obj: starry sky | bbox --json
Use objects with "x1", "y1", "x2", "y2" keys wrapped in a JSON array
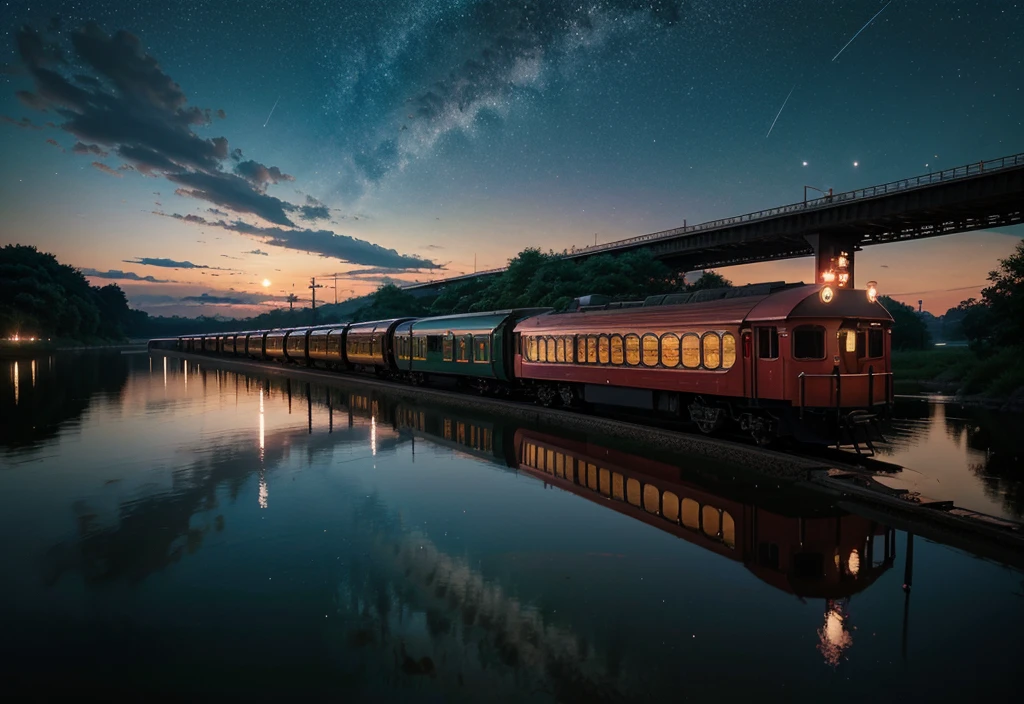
[{"x1": 1, "y1": 0, "x2": 1021, "y2": 317}]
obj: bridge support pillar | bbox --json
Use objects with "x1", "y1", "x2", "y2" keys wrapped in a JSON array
[{"x1": 805, "y1": 234, "x2": 860, "y2": 288}]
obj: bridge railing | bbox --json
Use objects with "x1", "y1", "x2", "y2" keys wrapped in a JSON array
[
  {"x1": 577, "y1": 152, "x2": 1024, "y2": 255},
  {"x1": 405, "y1": 152, "x2": 1024, "y2": 289}
]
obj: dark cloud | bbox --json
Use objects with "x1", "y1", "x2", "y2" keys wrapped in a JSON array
[
  {"x1": 207, "y1": 207, "x2": 228, "y2": 217},
  {"x1": 45, "y1": 137, "x2": 63, "y2": 151},
  {"x1": 220, "y1": 254, "x2": 243, "y2": 260},
  {"x1": 72, "y1": 141, "x2": 107, "y2": 156},
  {"x1": 234, "y1": 159, "x2": 294, "y2": 191},
  {"x1": 164, "y1": 212, "x2": 440, "y2": 270},
  {"x1": 168, "y1": 170, "x2": 295, "y2": 225},
  {"x1": 246, "y1": 249, "x2": 269, "y2": 256},
  {"x1": 11, "y1": 21, "x2": 437, "y2": 268},
  {"x1": 215, "y1": 108, "x2": 226, "y2": 119},
  {"x1": 80, "y1": 267, "x2": 171, "y2": 283},
  {"x1": 182, "y1": 292, "x2": 259, "y2": 305},
  {"x1": 423, "y1": 244, "x2": 444, "y2": 250},
  {"x1": 91, "y1": 161, "x2": 121, "y2": 177},
  {"x1": 123, "y1": 256, "x2": 229, "y2": 270},
  {"x1": 2, "y1": 115, "x2": 42, "y2": 129}
]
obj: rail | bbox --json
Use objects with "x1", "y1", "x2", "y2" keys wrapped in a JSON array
[
  {"x1": 404, "y1": 151, "x2": 1024, "y2": 289},
  {"x1": 798, "y1": 368, "x2": 893, "y2": 420}
]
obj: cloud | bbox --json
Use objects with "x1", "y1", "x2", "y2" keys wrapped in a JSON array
[
  {"x1": 182, "y1": 292, "x2": 263, "y2": 305},
  {"x1": 9, "y1": 21, "x2": 438, "y2": 268},
  {"x1": 234, "y1": 159, "x2": 294, "y2": 191},
  {"x1": 2, "y1": 115, "x2": 41, "y2": 129},
  {"x1": 91, "y1": 161, "x2": 121, "y2": 177},
  {"x1": 245, "y1": 249, "x2": 269, "y2": 256},
  {"x1": 207, "y1": 207, "x2": 228, "y2": 217},
  {"x1": 45, "y1": 137, "x2": 63, "y2": 151},
  {"x1": 80, "y1": 267, "x2": 171, "y2": 283},
  {"x1": 123, "y1": 256, "x2": 230, "y2": 270},
  {"x1": 422, "y1": 244, "x2": 444, "y2": 250},
  {"x1": 72, "y1": 141, "x2": 108, "y2": 156},
  {"x1": 164, "y1": 212, "x2": 441, "y2": 270}
]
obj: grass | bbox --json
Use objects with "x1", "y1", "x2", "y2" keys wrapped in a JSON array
[{"x1": 892, "y1": 346, "x2": 1024, "y2": 399}]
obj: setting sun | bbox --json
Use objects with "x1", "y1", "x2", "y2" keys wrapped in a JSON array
[{"x1": 262, "y1": 278, "x2": 271, "y2": 287}]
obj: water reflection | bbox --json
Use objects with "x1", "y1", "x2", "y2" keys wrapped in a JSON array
[
  {"x1": 1, "y1": 354, "x2": 1020, "y2": 698},
  {"x1": 880, "y1": 399, "x2": 1024, "y2": 518}
]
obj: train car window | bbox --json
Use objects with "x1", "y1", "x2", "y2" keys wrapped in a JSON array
[
  {"x1": 662, "y1": 491, "x2": 680, "y2": 523},
  {"x1": 587, "y1": 335, "x2": 598, "y2": 363},
  {"x1": 722, "y1": 512, "x2": 736, "y2": 549},
  {"x1": 626, "y1": 478, "x2": 641, "y2": 507},
  {"x1": 793, "y1": 326, "x2": 826, "y2": 360},
  {"x1": 702, "y1": 505, "x2": 721, "y2": 538},
  {"x1": 555, "y1": 337, "x2": 565, "y2": 363},
  {"x1": 537, "y1": 337, "x2": 547, "y2": 362},
  {"x1": 610, "y1": 335, "x2": 624, "y2": 365},
  {"x1": 641, "y1": 334, "x2": 660, "y2": 367},
  {"x1": 547, "y1": 337, "x2": 557, "y2": 362},
  {"x1": 757, "y1": 327, "x2": 779, "y2": 359},
  {"x1": 565, "y1": 458, "x2": 575, "y2": 483},
  {"x1": 526, "y1": 336, "x2": 537, "y2": 362},
  {"x1": 624, "y1": 334, "x2": 641, "y2": 366},
  {"x1": 598, "y1": 335, "x2": 611, "y2": 364},
  {"x1": 643, "y1": 484, "x2": 660, "y2": 515},
  {"x1": 660, "y1": 333, "x2": 680, "y2": 367},
  {"x1": 428, "y1": 335, "x2": 441, "y2": 353},
  {"x1": 555, "y1": 453, "x2": 565, "y2": 477},
  {"x1": 868, "y1": 328, "x2": 884, "y2": 358},
  {"x1": 474, "y1": 335, "x2": 490, "y2": 363},
  {"x1": 722, "y1": 333, "x2": 737, "y2": 369},
  {"x1": 587, "y1": 463, "x2": 599, "y2": 491},
  {"x1": 458, "y1": 335, "x2": 471, "y2": 362},
  {"x1": 702, "y1": 333, "x2": 721, "y2": 369},
  {"x1": 443, "y1": 334, "x2": 454, "y2": 362},
  {"x1": 599, "y1": 468, "x2": 611, "y2": 496},
  {"x1": 612, "y1": 473, "x2": 624, "y2": 500},
  {"x1": 681, "y1": 498, "x2": 700, "y2": 529},
  {"x1": 576, "y1": 337, "x2": 587, "y2": 364},
  {"x1": 839, "y1": 329, "x2": 857, "y2": 353},
  {"x1": 681, "y1": 334, "x2": 700, "y2": 368},
  {"x1": 564, "y1": 336, "x2": 575, "y2": 363}
]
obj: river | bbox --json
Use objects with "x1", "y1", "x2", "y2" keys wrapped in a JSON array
[{"x1": 1, "y1": 352, "x2": 1021, "y2": 700}]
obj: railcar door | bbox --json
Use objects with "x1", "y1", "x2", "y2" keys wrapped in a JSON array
[{"x1": 753, "y1": 326, "x2": 783, "y2": 401}]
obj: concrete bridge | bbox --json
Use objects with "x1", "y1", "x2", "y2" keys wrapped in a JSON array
[{"x1": 404, "y1": 152, "x2": 1024, "y2": 292}]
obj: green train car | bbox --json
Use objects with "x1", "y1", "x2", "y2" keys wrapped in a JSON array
[{"x1": 393, "y1": 309, "x2": 549, "y2": 393}]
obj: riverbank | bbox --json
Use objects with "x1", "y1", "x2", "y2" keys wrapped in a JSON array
[
  {"x1": 0, "y1": 339, "x2": 147, "y2": 359},
  {"x1": 892, "y1": 347, "x2": 1024, "y2": 412}
]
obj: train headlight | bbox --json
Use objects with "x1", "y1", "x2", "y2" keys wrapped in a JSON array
[
  {"x1": 866, "y1": 281, "x2": 878, "y2": 303},
  {"x1": 820, "y1": 285, "x2": 834, "y2": 303}
]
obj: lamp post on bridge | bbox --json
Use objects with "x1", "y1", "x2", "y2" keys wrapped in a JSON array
[{"x1": 804, "y1": 185, "x2": 832, "y2": 204}]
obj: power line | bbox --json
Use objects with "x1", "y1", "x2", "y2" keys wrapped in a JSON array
[{"x1": 886, "y1": 284, "x2": 986, "y2": 297}]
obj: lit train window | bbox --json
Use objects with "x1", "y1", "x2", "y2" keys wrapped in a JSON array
[
  {"x1": 577, "y1": 337, "x2": 587, "y2": 363},
  {"x1": 443, "y1": 335, "x2": 454, "y2": 362},
  {"x1": 564, "y1": 336, "x2": 575, "y2": 363},
  {"x1": 457, "y1": 423, "x2": 466, "y2": 445},
  {"x1": 660, "y1": 333, "x2": 680, "y2": 367},
  {"x1": 565, "y1": 459, "x2": 575, "y2": 482},
  {"x1": 599, "y1": 468, "x2": 611, "y2": 496},
  {"x1": 722, "y1": 512, "x2": 736, "y2": 549},
  {"x1": 624, "y1": 334, "x2": 641, "y2": 366},
  {"x1": 555, "y1": 453, "x2": 565, "y2": 477},
  {"x1": 547, "y1": 337, "x2": 556, "y2": 362},
  {"x1": 662, "y1": 491, "x2": 680, "y2": 523},
  {"x1": 702, "y1": 333, "x2": 721, "y2": 369},
  {"x1": 642, "y1": 334, "x2": 659, "y2": 367},
  {"x1": 682, "y1": 498, "x2": 700, "y2": 529},
  {"x1": 587, "y1": 463, "x2": 598, "y2": 491},
  {"x1": 555, "y1": 337, "x2": 565, "y2": 363},
  {"x1": 547, "y1": 449, "x2": 555, "y2": 471},
  {"x1": 610, "y1": 335, "x2": 624, "y2": 365},
  {"x1": 643, "y1": 484, "x2": 660, "y2": 514},
  {"x1": 537, "y1": 337, "x2": 546, "y2": 362},
  {"x1": 681, "y1": 334, "x2": 700, "y2": 368},
  {"x1": 526, "y1": 336, "x2": 537, "y2": 362},
  {"x1": 612, "y1": 473, "x2": 624, "y2": 500},
  {"x1": 474, "y1": 336, "x2": 490, "y2": 363},
  {"x1": 587, "y1": 336, "x2": 598, "y2": 363},
  {"x1": 598, "y1": 335, "x2": 610, "y2": 364},
  {"x1": 722, "y1": 333, "x2": 737, "y2": 369},
  {"x1": 702, "y1": 505, "x2": 721, "y2": 538},
  {"x1": 626, "y1": 478, "x2": 641, "y2": 507}
]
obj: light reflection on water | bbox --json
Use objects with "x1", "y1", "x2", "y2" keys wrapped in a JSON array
[{"x1": 0, "y1": 352, "x2": 1019, "y2": 700}]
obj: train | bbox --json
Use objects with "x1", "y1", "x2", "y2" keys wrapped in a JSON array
[{"x1": 157, "y1": 280, "x2": 893, "y2": 445}]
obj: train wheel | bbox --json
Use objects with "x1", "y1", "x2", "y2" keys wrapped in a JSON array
[
  {"x1": 689, "y1": 397, "x2": 724, "y2": 434},
  {"x1": 536, "y1": 384, "x2": 559, "y2": 407}
]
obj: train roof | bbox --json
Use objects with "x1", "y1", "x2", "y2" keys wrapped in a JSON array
[{"x1": 515, "y1": 283, "x2": 891, "y2": 332}]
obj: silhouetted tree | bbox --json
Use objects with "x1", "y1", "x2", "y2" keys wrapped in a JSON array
[{"x1": 878, "y1": 295, "x2": 930, "y2": 350}]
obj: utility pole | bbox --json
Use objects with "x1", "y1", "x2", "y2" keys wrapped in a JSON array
[
  {"x1": 309, "y1": 277, "x2": 324, "y2": 322},
  {"x1": 474, "y1": 253, "x2": 476, "y2": 273}
]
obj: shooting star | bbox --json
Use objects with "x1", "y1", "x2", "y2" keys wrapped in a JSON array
[
  {"x1": 263, "y1": 96, "x2": 280, "y2": 128},
  {"x1": 833, "y1": 1, "x2": 892, "y2": 62},
  {"x1": 766, "y1": 85, "x2": 796, "y2": 138}
]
